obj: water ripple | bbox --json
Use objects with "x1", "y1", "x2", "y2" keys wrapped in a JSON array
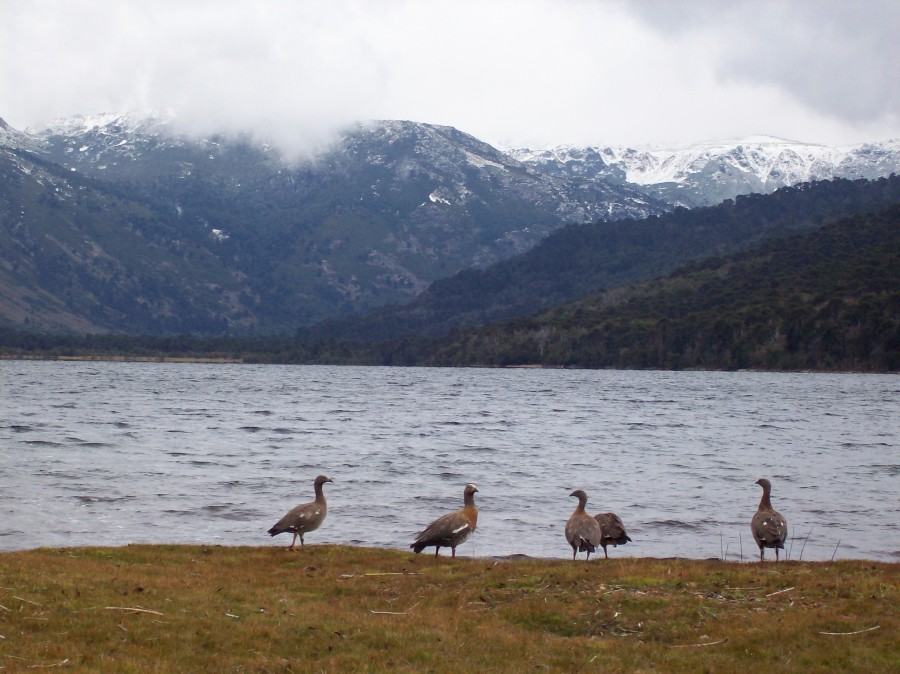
[{"x1": 1, "y1": 361, "x2": 898, "y2": 561}]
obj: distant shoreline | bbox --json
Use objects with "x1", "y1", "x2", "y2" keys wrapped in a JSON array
[
  {"x1": 0, "y1": 353, "x2": 891, "y2": 373},
  {"x1": 0, "y1": 354, "x2": 242, "y2": 364}
]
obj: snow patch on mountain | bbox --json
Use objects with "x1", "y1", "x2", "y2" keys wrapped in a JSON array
[
  {"x1": 0, "y1": 116, "x2": 43, "y2": 152},
  {"x1": 35, "y1": 110, "x2": 178, "y2": 138},
  {"x1": 509, "y1": 136, "x2": 900, "y2": 207}
]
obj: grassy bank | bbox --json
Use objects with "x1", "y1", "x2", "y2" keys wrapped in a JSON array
[{"x1": 1, "y1": 546, "x2": 896, "y2": 672}]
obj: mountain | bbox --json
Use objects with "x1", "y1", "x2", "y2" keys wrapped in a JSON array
[
  {"x1": 1, "y1": 113, "x2": 662, "y2": 334},
  {"x1": 413, "y1": 203, "x2": 900, "y2": 371},
  {"x1": 0, "y1": 142, "x2": 258, "y2": 334},
  {"x1": 300, "y1": 175, "x2": 900, "y2": 342},
  {"x1": 509, "y1": 136, "x2": 900, "y2": 208},
  {"x1": 12, "y1": 194, "x2": 892, "y2": 371},
  {"x1": 2, "y1": 112, "x2": 899, "y2": 337}
]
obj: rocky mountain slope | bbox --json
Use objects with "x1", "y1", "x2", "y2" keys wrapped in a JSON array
[{"x1": 1, "y1": 113, "x2": 662, "y2": 334}]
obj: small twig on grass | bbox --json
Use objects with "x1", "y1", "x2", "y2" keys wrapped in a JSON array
[
  {"x1": 672, "y1": 637, "x2": 728, "y2": 648},
  {"x1": 364, "y1": 572, "x2": 421, "y2": 577},
  {"x1": 104, "y1": 607, "x2": 164, "y2": 616},
  {"x1": 819, "y1": 625, "x2": 880, "y2": 636},
  {"x1": 0, "y1": 603, "x2": 10, "y2": 612},
  {"x1": 25, "y1": 658, "x2": 69, "y2": 669},
  {"x1": 13, "y1": 596, "x2": 41, "y2": 606},
  {"x1": 766, "y1": 587, "x2": 794, "y2": 598},
  {"x1": 831, "y1": 539, "x2": 841, "y2": 562},
  {"x1": 341, "y1": 572, "x2": 422, "y2": 579},
  {"x1": 369, "y1": 602, "x2": 420, "y2": 616}
]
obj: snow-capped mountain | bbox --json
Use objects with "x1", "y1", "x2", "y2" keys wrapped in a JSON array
[
  {"x1": 0, "y1": 117, "x2": 43, "y2": 153},
  {"x1": 2, "y1": 110, "x2": 899, "y2": 336},
  {"x1": 509, "y1": 136, "x2": 900, "y2": 207},
  {"x1": 0, "y1": 112, "x2": 664, "y2": 334},
  {"x1": 31, "y1": 113, "x2": 661, "y2": 220}
]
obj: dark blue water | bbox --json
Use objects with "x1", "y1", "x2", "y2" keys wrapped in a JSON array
[{"x1": 1, "y1": 361, "x2": 897, "y2": 561}]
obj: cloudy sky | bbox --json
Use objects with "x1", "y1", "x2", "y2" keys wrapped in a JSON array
[{"x1": 2, "y1": 0, "x2": 898, "y2": 153}]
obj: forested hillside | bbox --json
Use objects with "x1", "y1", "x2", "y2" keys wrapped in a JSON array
[
  {"x1": 302, "y1": 176, "x2": 900, "y2": 342},
  {"x1": 409, "y1": 205, "x2": 900, "y2": 371},
  {"x1": 4, "y1": 202, "x2": 897, "y2": 371}
]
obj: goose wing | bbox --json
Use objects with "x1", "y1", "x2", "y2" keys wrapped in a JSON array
[
  {"x1": 269, "y1": 501, "x2": 326, "y2": 536},
  {"x1": 413, "y1": 509, "x2": 472, "y2": 547},
  {"x1": 595, "y1": 512, "x2": 632, "y2": 544},
  {"x1": 751, "y1": 509, "x2": 787, "y2": 546},
  {"x1": 566, "y1": 512, "x2": 601, "y2": 551}
]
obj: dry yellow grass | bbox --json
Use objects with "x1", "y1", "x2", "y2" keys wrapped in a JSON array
[{"x1": 1, "y1": 545, "x2": 897, "y2": 672}]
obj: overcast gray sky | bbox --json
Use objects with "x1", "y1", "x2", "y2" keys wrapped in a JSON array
[{"x1": 2, "y1": 0, "x2": 898, "y2": 154}]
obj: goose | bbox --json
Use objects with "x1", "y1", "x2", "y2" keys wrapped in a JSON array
[
  {"x1": 593, "y1": 511, "x2": 632, "y2": 559},
  {"x1": 751, "y1": 477, "x2": 788, "y2": 562},
  {"x1": 411, "y1": 483, "x2": 478, "y2": 558},
  {"x1": 565, "y1": 489, "x2": 602, "y2": 560},
  {"x1": 268, "y1": 474, "x2": 333, "y2": 551}
]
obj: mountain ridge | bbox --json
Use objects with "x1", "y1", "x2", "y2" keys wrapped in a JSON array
[
  {"x1": 0, "y1": 113, "x2": 664, "y2": 334},
  {"x1": 2, "y1": 111, "x2": 899, "y2": 337},
  {"x1": 509, "y1": 136, "x2": 900, "y2": 207}
]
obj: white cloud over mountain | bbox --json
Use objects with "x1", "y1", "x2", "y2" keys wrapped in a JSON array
[{"x1": 2, "y1": 0, "x2": 897, "y2": 156}]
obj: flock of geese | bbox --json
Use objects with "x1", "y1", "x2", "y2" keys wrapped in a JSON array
[{"x1": 268, "y1": 476, "x2": 789, "y2": 562}]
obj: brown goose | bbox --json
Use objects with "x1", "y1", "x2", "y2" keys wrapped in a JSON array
[
  {"x1": 751, "y1": 477, "x2": 788, "y2": 562},
  {"x1": 565, "y1": 490, "x2": 602, "y2": 560},
  {"x1": 593, "y1": 512, "x2": 632, "y2": 559},
  {"x1": 411, "y1": 483, "x2": 478, "y2": 558},
  {"x1": 268, "y1": 474, "x2": 333, "y2": 551}
]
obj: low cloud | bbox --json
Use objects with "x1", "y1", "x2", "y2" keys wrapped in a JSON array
[{"x1": 1, "y1": 0, "x2": 897, "y2": 154}]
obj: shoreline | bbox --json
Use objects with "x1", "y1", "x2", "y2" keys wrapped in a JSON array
[
  {"x1": 2, "y1": 543, "x2": 897, "y2": 565},
  {"x1": 0, "y1": 353, "x2": 242, "y2": 363},
  {"x1": 0, "y1": 353, "x2": 892, "y2": 374}
]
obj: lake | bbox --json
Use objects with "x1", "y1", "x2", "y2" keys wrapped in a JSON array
[{"x1": 1, "y1": 361, "x2": 897, "y2": 561}]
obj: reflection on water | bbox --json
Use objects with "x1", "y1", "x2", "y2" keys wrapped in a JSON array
[{"x1": 1, "y1": 361, "x2": 898, "y2": 561}]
